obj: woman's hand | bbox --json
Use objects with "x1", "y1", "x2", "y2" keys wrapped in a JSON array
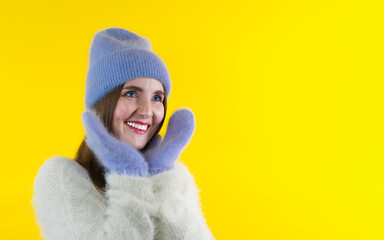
[
  {"x1": 82, "y1": 111, "x2": 148, "y2": 177},
  {"x1": 81, "y1": 108, "x2": 195, "y2": 177},
  {"x1": 143, "y1": 108, "x2": 195, "y2": 175}
]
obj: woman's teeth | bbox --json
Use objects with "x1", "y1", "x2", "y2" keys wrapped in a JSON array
[{"x1": 126, "y1": 121, "x2": 148, "y2": 130}]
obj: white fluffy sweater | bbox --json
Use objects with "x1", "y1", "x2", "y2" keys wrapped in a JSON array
[{"x1": 32, "y1": 156, "x2": 214, "y2": 240}]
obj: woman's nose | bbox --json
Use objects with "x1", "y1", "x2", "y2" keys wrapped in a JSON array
[{"x1": 137, "y1": 99, "x2": 153, "y2": 118}]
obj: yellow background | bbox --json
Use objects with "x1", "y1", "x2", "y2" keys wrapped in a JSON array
[{"x1": 1, "y1": 0, "x2": 383, "y2": 239}]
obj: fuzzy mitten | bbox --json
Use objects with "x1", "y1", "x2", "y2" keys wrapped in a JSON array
[
  {"x1": 82, "y1": 111, "x2": 148, "y2": 177},
  {"x1": 143, "y1": 108, "x2": 195, "y2": 176}
]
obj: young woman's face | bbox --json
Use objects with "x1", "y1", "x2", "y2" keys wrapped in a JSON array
[{"x1": 112, "y1": 77, "x2": 165, "y2": 150}]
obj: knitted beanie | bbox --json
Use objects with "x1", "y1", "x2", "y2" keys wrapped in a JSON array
[{"x1": 85, "y1": 27, "x2": 171, "y2": 109}]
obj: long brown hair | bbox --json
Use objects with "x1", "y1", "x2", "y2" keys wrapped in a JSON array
[{"x1": 75, "y1": 83, "x2": 167, "y2": 195}]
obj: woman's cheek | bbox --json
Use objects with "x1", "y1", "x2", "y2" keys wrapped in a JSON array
[
  {"x1": 116, "y1": 100, "x2": 135, "y2": 117},
  {"x1": 154, "y1": 105, "x2": 165, "y2": 124}
]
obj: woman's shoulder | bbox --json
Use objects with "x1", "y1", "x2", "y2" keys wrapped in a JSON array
[
  {"x1": 32, "y1": 156, "x2": 103, "y2": 212},
  {"x1": 37, "y1": 156, "x2": 89, "y2": 179},
  {"x1": 38, "y1": 155, "x2": 82, "y2": 170},
  {"x1": 32, "y1": 156, "x2": 105, "y2": 239},
  {"x1": 33, "y1": 156, "x2": 93, "y2": 193}
]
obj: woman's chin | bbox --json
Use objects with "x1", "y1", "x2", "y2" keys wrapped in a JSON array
[{"x1": 121, "y1": 139, "x2": 146, "y2": 150}]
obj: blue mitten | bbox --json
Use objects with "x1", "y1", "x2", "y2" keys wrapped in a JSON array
[
  {"x1": 143, "y1": 108, "x2": 195, "y2": 175},
  {"x1": 81, "y1": 111, "x2": 148, "y2": 177}
]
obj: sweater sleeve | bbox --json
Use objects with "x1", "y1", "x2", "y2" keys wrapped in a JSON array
[
  {"x1": 31, "y1": 156, "x2": 156, "y2": 240},
  {"x1": 150, "y1": 162, "x2": 215, "y2": 240}
]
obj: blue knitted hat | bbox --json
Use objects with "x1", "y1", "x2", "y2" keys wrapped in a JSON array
[{"x1": 85, "y1": 27, "x2": 171, "y2": 109}]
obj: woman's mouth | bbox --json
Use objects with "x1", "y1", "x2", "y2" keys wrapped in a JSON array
[{"x1": 125, "y1": 121, "x2": 150, "y2": 135}]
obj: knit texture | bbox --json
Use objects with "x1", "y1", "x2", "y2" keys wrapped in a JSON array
[
  {"x1": 82, "y1": 108, "x2": 195, "y2": 177},
  {"x1": 143, "y1": 108, "x2": 196, "y2": 175},
  {"x1": 85, "y1": 28, "x2": 171, "y2": 109},
  {"x1": 31, "y1": 156, "x2": 215, "y2": 240},
  {"x1": 151, "y1": 160, "x2": 215, "y2": 240},
  {"x1": 82, "y1": 110, "x2": 148, "y2": 177}
]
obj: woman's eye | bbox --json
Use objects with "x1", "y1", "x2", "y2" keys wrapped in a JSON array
[
  {"x1": 153, "y1": 95, "x2": 162, "y2": 102},
  {"x1": 124, "y1": 91, "x2": 136, "y2": 97}
]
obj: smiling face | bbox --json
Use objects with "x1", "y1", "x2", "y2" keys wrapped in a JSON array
[{"x1": 112, "y1": 77, "x2": 165, "y2": 150}]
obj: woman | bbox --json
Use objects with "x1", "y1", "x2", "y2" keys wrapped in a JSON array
[{"x1": 32, "y1": 27, "x2": 215, "y2": 240}]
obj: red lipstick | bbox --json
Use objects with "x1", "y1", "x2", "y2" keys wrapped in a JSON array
[
  {"x1": 128, "y1": 121, "x2": 150, "y2": 125},
  {"x1": 125, "y1": 121, "x2": 150, "y2": 135}
]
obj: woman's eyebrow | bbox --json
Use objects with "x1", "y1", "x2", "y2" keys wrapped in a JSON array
[
  {"x1": 154, "y1": 90, "x2": 165, "y2": 96},
  {"x1": 123, "y1": 86, "x2": 143, "y2": 91},
  {"x1": 123, "y1": 86, "x2": 165, "y2": 96}
]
